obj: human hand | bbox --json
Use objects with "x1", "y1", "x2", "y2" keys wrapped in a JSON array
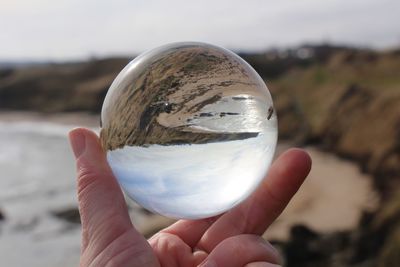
[{"x1": 69, "y1": 128, "x2": 311, "y2": 267}]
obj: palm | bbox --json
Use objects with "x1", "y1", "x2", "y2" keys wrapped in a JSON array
[{"x1": 69, "y1": 128, "x2": 311, "y2": 267}]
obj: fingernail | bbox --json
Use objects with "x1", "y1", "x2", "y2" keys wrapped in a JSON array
[{"x1": 69, "y1": 129, "x2": 86, "y2": 158}]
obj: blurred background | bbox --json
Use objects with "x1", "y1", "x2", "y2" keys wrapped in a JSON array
[{"x1": 0, "y1": 0, "x2": 399, "y2": 266}]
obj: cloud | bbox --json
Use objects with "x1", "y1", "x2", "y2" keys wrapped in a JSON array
[
  {"x1": 1, "y1": 0, "x2": 399, "y2": 60},
  {"x1": 107, "y1": 132, "x2": 276, "y2": 218}
]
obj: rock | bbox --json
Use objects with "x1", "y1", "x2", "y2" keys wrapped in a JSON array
[
  {"x1": 0, "y1": 208, "x2": 5, "y2": 221},
  {"x1": 1, "y1": 46, "x2": 400, "y2": 266},
  {"x1": 270, "y1": 49, "x2": 400, "y2": 266},
  {"x1": 12, "y1": 217, "x2": 39, "y2": 232},
  {"x1": 372, "y1": 189, "x2": 400, "y2": 267},
  {"x1": 51, "y1": 207, "x2": 81, "y2": 224},
  {"x1": 0, "y1": 58, "x2": 130, "y2": 112},
  {"x1": 99, "y1": 45, "x2": 268, "y2": 150},
  {"x1": 281, "y1": 224, "x2": 382, "y2": 267},
  {"x1": 280, "y1": 191, "x2": 400, "y2": 267},
  {"x1": 284, "y1": 225, "x2": 324, "y2": 266},
  {"x1": 270, "y1": 50, "x2": 400, "y2": 195},
  {"x1": 379, "y1": 228, "x2": 400, "y2": 267}
]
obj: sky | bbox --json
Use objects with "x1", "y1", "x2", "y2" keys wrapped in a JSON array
[
  {"x1": 1, "y1": 0, "x2": 399, "y2": 60},
  {"x1": 108, "y1": 131, "x2": 276, "y2": 219}
]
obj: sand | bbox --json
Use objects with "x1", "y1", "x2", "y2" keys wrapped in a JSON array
[
  {"x1": 0, "y1": 111, "x2": 378, "y2": 241},
  {"x1": 264, "y1": 144, "x2": 379, "y2": 241}
]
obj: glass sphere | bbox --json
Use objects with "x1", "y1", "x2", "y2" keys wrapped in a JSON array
[{"x1": 100, "y1": 42, "x2": 277, "y2": 219}]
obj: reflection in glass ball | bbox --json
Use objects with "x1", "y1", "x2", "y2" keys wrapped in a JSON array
[{"x1": 100, "y1": 42, "x2": 278, "y2": 219}]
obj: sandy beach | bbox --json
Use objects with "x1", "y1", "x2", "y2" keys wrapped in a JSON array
[
  {"x1": 0, "y1": 111, "x2": 378, "y2": 266},
  {"x1": 265, "y1": 145, "x2": 379, "y2": 241}
]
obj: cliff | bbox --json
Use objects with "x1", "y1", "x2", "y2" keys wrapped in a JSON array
[
  {"x1": 270, "y1": 49, "x2": 400, "y2": 194},
  {"x1": 0, "y1": 58, "x2": 130, "y2": 112},
  {"x1": 1, "y1": 46, "x2": 399, "y2": 266}
]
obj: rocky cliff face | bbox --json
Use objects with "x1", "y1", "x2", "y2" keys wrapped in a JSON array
[
  {"x1": 269, "y1": 50, "x2": 400, "y2": 267},
  {"x1": 1, "y1": 47, "x2": 399, "y2": 266},
  {"x1": 270, "y1": 50, "x2": 400, "y2": 194},
  {"x1": 0, "y1": 58, "x2": 130, "y2": 112},
  {"x1": 100, "y1": 45, "x2": 269, "y2": 150}
]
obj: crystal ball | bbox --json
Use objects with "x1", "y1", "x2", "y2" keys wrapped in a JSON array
[{"x1": 100, "y1": 42, "x2": 278, "y2": 219}]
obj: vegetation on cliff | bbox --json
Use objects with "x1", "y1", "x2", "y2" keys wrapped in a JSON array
[{"x1": 0, "y1": 44, "x2": 399, "y2": 266}]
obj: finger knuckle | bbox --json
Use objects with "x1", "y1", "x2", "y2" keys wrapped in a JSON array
[
  {"x1": 150, "y1": 233, "x2": 181, "y2": 254},
  {"x1": 76, "y1": 168, "x2": 99, "y2": 202}
]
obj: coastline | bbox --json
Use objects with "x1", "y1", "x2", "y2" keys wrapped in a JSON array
[
  {"x1": 0, "y1": 111, "x2": 100, "y2": 127},
  {"x1": 0, "y1": 111, "x2": 378, "y2": 239}
]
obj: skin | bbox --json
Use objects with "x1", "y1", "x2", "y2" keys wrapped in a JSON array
[{"x1": 69, "y1": 128, "x2": 312, "y2": 267}]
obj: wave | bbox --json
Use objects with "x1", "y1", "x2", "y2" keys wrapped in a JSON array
[{"x1": 0, "y1": 121, "x2": 99, "y2": 137}]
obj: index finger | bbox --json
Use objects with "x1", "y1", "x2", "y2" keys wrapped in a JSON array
[{"x1": 197, "y1": 148, "x2": 311, "y2": 252}]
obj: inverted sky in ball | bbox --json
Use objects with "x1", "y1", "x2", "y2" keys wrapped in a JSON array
[{"x1": 100, "y1": 42, "x2": 278, "y2": 219}]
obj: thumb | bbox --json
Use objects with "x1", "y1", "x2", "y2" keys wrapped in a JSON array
[{"x1": 69, "y1": 128, "x2": 157, "y2": 266}]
